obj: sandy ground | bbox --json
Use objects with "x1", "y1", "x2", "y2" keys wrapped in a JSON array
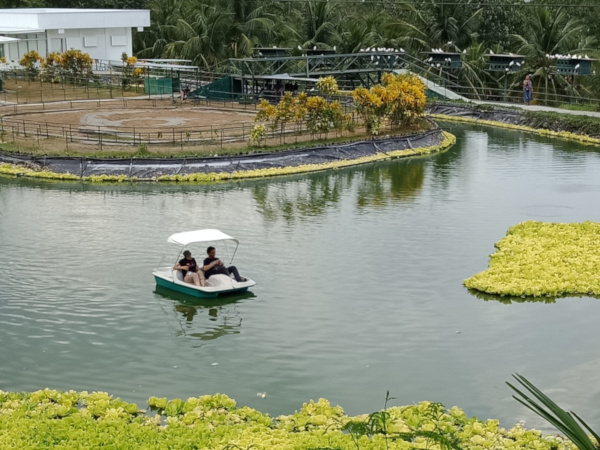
[{"x1": 8, "y1": 107, "x2": 257, "y2": 132}]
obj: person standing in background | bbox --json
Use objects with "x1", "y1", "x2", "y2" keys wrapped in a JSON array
[{"x1": 523, "y1": 75, "x2": 533, "y2": 105}]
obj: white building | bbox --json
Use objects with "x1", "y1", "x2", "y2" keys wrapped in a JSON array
[{"x1": 0, "y1": 8, "x2": 150, "y2": 63}]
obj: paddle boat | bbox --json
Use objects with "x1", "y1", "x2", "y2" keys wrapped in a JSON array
[{"x1": 153, "y1": 229, "x2": 256, "y2": 298}]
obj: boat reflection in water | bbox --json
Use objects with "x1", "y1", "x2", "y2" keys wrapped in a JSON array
[{"x1": 154, "y1": 285, "x2": 256, "y2": 345}]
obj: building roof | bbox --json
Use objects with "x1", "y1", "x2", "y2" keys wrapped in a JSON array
[{"x1": 0, "y1": 8, "x2": 150, "y2": 34}]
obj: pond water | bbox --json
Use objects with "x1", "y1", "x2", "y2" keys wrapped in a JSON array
[{"x1": 1, "y1": 122, "x2": 600, "y2": 430}]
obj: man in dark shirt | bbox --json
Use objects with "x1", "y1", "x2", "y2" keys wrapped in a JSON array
[
  {"x1": 174, "y1": 250, "x2": 205, "y2": 287},
  {"x1": 203, "y1": 246, "x2": 246, "y2": 282}
]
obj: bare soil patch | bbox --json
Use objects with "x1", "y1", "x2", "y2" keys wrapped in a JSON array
[
  {"x1": 1, "y1": 79, "x2": 142, "y2": 103},
  {"x1": 11, "y1": 107, "x2": 256, "y2": 132}
]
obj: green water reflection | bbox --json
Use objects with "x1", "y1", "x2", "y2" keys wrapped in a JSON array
[
  {"x1": 155, "y1": 286, "x2": 256, "y2": 343},
  {"x1": 2, "y1": 122, "x2": 600, "y2": 432}
]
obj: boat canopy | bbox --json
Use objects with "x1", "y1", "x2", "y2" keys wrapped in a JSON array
[{"x1": 167, "y1": 229, "x2": 239, "y2": 246}]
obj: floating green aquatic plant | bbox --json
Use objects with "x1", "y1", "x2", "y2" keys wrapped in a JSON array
[{"x1": 465, "y1": 221, "x2": 600, "y2": 297}]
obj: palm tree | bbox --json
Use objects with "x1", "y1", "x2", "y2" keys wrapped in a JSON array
[
  {"x1": 387, "y1": 0, "x2": 482, "y2": 54},
  {"x1": 457, "y1": 42, "x2": 494, "y2": 99},
  {"x1": 163, "y1": 0, "x2": 235, "y2": 69},
  {"x1": 301, "y1": 0, "x2": 338, "y2": 49},
  {"x1": 228, "y1": 0, "x2": 278, "y2": 57},
  {"x1": 331, "y1": 13, "x2": 382, "y2": 54},
  {"x1": 134, "y1": 0, "x2": 185, "y2": 59},
  {"x1": 511, "y1": 7, "x2": 596, "y2": 104}
]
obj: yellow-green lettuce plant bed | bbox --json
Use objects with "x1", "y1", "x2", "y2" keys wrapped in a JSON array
[
  {"x1": 429, "y1": 113, "x2": 600, "y2": 147},
  {"x1": 0, "y1": 131, "x2": 455, "y2": 183},
  {"x1": 465, "y1": 221, "x2": 600, "y2": 297},
  {"x1": 0, "y1": 389, "x2": 576, "y2": 449}
]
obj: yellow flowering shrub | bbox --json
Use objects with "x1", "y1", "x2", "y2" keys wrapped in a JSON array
[
  {"x1": 316, "y1": 76, "x2": 339, "y2": 96},
  {"x1": 255, "y1": 88, "x2": 350, "y2": 137},
  {"x1": 250, "y1": 124, "x2": 267, "y2": 146},
  {"x1": 59, "y1": 49, "x2": 93, "y2": 77},
  {"x1": 19, "y1": 50, "x2": 43, "y2": 69},
  {"x1": 255, "y1": 99, "x2": 277, "y2": 125},
  {"x1": 43, "y1": 52, "x2": 61, "y2": 67},
  {"x1": 465, "y1": 220, "x2": 600, "y2": 297},
  {"x1": 353, "y1": 72, "x2": 427, "y2": 135}
]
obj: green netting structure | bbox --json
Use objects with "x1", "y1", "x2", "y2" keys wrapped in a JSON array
[
  {"x1": 144, "y1": 78, "x2": 181, "y2": 95},
  {"x1": 190, "y1": 76, "x2": 242, "y2": 100}
]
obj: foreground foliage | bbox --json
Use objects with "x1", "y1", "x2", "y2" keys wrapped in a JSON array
[
  {"x1": 464, "y1": 221, "x2": 600, "y2": 297},
  {"x1": 508, "y1": 374, "x2": 600, "y2": 450},
  {"x1": 0, "y1": 389, "x2": 577, "y2": 449}
]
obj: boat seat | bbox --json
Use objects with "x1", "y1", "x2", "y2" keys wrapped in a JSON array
[
  {"x1": 205, "y1": 274, "x2": 234, "y2": 288},
  {"x1": 173, "y1": 270, "x2": 184, "y2": 282}
]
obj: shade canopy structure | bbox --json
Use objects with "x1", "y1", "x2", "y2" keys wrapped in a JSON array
[
  {"x1": 167, "y1": 229, "x2": 239, "y2": 246},
  {"x1": 0, "y1": 36, "x2": 19, "y2": 43}
]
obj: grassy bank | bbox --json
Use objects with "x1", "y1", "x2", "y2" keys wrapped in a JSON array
[
  {"x1": 464, "y1": 221, "x2": 600, "y2": 297},
  {"x1": 0, "y1": 389, "x2": 575, "y2": 449}
]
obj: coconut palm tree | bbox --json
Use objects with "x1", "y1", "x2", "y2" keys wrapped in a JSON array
[
  {"x1": 387, "y1": 0, "x2": 482, "y2": 54},
  {"x1": 134, "y1": 0, "x2": 185, "y2": 59},
  {"x1": 456, "y1": 42, "x2": 495, "y2": 99},
  {"x1": 511, "y1": 7, "x2": 596, "y2": 104},
  {"x1": 331, "y1": 12, "x2": 383, "y2": 54},
  {"x1": 163, "y1": 0, "x2": 235, "y2": 69},
  {"x1": 301, "y1": 0, "x2": 338, "y2": 49},
  {"x1": 228, "y1": 0, "x2": 278, "y2": 57}
]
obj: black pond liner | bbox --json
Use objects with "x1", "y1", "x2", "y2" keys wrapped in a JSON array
[
  {"x1": 428, "y1": 103, "x2": 540, "y2": 127},
  {"x1": 0, "y1": 126, "x2": 445, "y2": 180}
]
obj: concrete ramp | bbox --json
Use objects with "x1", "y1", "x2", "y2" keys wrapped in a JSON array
[{"x1": 394, "y1": 70, "x2": 468, "y2": 101}]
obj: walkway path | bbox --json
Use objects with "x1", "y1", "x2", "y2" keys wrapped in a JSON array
[{"x1": 469, "y1": 99, "x2": 600, "y2": 119}]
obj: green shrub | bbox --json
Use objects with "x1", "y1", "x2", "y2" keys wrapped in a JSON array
[{"x1": 0, "y1": 389, "x2": 578, "y2": 449}]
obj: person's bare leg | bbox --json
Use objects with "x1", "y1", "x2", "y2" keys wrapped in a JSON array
[
  {"x1": 184, "y1": 273, "x2": 198, "y2": 286},
  {"x1": 192, "y1": 272, "x2": 206, "y2": 287},
  {"x1": 191, "y1": 273, "x2": 202, "y2": 287}
]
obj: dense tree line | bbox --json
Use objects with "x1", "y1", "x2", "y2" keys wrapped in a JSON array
[
  {"x1": 2, "y1": 0, "x2": 599, "y2": 101},
  {"x1": 131, "y1": 0, "x2": 600, "y2": 101}
]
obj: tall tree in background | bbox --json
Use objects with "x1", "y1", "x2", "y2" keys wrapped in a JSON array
[
  {"x1": 135, "y1": 0, "x2": 184, "y2": 60},
  {"x1": 512, "y1": 7, "x2": 595, "y2": 102},
  {"x1": 387, "y1": 0, "x2": 482, "y2": 53},
  {"x1": 301, "y1": 0, "x2": 338, "y2": 48},
  {"x1": 161, "y1": 0, "x2": 234, "y2": 69}
]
